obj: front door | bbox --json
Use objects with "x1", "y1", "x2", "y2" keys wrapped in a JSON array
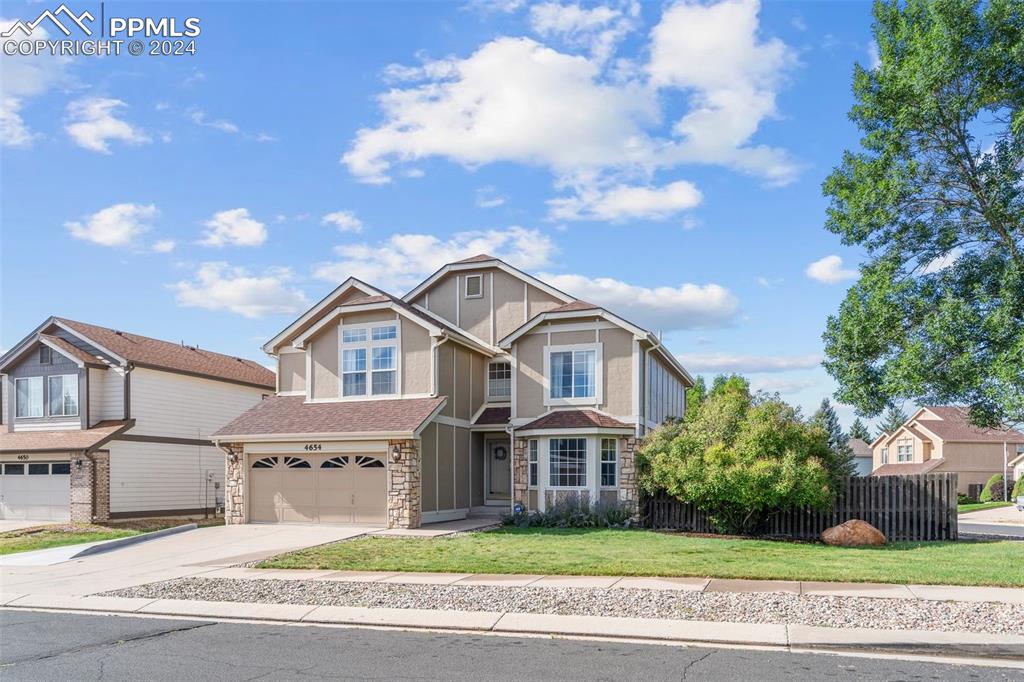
[{"x1": 488, "y1": 440, "x2": 511, "y2": 500}]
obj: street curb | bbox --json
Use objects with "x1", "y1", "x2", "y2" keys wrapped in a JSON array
[
  {"x1": 2, "y1": 595, "x2": 1021, "y2": 665},
  {"x1": 72, "y1": 523, "x2": 198, "y2": 558}
]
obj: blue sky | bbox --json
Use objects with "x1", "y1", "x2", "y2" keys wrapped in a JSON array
[{"x1": 1, "y1": 1, "x2": 889, "y2": 430}]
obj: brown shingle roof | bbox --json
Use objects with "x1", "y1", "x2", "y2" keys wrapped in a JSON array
[
  {"x1": 914, "y1": 406, "x2": 1024, "y2": 443},
  {"x1": 56, "y1": 318, "x2": 275, "y2": 389},
  {"x1": 0, "y1": 420, "x2": 133, "y2": 453},
  {"x1": 39, "y1": 334, "x2": 108, "y2": 367},
  {"x1": 548, "y1": 300, "x2": 599, "y2": 313},
  {"x1": 454, "y1": 254, "x2": 498, "y2": 264},
  {"x1": 848, "y1": 437, "x2": 871, "y2": 457},
  {"x1": 213, "y1": 395, "x2": 446, "y2": 438},
  {"x1": 342, "y1": 294, "x2": 391, "y2": 306},
  {"x1": 474, "y1": 406, "x2": 510, "y2": 426},
  {"x1": 520, "y1": 409, "x2": 632, "y2": 431},
  {"x1": 871, "y1": 460, "x2": 943, "y2": 476}
]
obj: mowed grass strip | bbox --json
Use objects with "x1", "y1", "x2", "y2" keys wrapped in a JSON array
[
  {"x1": 958, "y1": 501, "x2": 1014, "y2": 514},
  {"x1": 259, "y1": 527, "x2": 1024, "y2": 587},
  {"x1": 0, "y1": 528, "x2": 139, "y2": 555}
]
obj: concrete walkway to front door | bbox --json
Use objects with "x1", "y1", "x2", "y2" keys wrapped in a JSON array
[{"x1": 0, "y1": 523, "x2": 377, "y2": 598}]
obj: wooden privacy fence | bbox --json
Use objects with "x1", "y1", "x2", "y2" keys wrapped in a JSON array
[{"x1": 643, "y1": 473, "x2": 959, "y2": 542}]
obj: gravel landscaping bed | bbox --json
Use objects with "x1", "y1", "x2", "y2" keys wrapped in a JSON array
[{"x1": 103, "y1": 577, "x2": 1024, "y2": 635}]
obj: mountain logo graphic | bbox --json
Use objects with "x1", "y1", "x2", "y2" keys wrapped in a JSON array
[{"x1": 2, "y1": 4, "x2": 95, "y2": 38}]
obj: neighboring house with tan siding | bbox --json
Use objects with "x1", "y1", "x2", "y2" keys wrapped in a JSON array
[
  {"x1": 0, "y1": 318, "x2": 274, "y2": 522},
  {"x1": 870, "y1": 406, "x2": 1024, "y2": 496},
  {"x1": 214, "y1": 255, "x2": 694, "y2": 529}
]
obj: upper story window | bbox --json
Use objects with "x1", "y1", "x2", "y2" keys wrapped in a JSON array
[
  {"x1": 341, "y1": 323, "x2": 398, "y2": 398},
  {"x1": 48, "y1": 374, "x2": 79, "y2": 417},
  {"x1": 546, "y1": 344, "x2": 600, "y2": 405},
  {"x1": 464, "y1": 274, "x2": 483, "y2": 299},
  {"x1": 881, "y1": 447, "x2": 889, "y2": 464},
  {"x1": 15, "y1": 376, "x2": 43, "y2": 418},
  {"x1": 896, "y1": 438, "x2": 912, "y2": 462},
  {"x1": 39, "y1": 346, "x2": 52, "y2": 364},
  {"x1": 487, "y1": 361, "x2": 511, "y2": 400}
]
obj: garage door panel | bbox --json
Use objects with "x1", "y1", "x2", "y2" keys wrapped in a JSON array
[{"x1": 1, "y1": 461, "x2": 71, "y2": 521}]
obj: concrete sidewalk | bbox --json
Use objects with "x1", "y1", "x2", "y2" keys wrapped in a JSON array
[
  {"x1": 3, "y1": 593, "x2": 1021, "y2": 665},
  {"x1": 194, "y1": 567, "x2": 1024, "y2": 604}
]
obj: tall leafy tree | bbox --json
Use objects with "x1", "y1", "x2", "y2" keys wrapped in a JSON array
[
  {"x1": 848, "y1": 417, "x2": 872, "y2": 441},
  {"x1": 878, "y1": 405, "x2": 909, "y2": 436},
  {"x1": 821, "y1": 0, "x2": 1024, "y2": 428},
  {"x1": 812, "y1": 398, "x2": 856, "y2": 477}
]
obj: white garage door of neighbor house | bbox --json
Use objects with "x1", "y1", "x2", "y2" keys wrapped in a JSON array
[
  {"x1": 248, "y1": 454, "x2": 386, "y2": 524},
  {"x1": 0, "y1": 461, "x2": 71, "y2": 521}
]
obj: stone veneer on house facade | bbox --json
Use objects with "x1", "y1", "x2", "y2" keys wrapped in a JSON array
[
  {"x1": 387, "y1": 438, "x2": 421, "y2": 529},
  {"x1": 69, "y1": 450, "x2": 109, "y2": 523},
  {"x1": 223, "y1": 444, "x2": 245, "y2": 525}
]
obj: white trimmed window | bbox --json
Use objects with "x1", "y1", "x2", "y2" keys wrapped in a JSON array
[
  {"x1": 896, "y1": 438, "x2": 912, "y2": 462},
  {"x1": 881, "y1": 447, "x2": 889, "y2": 464},
  {"x1": 549, "y1": 438, "x2": 587, "y2": 488},
  {"x1": 487, "y1": 361, "x2": 511, "y2": 400},
  {"x1": 340, "y1": 323, "x2": 398, "y2": 397},
  {"x1": 48, "y1": 374, "x2": 79, "y2": 417},
  {"x1": 545, "y1": 344, "x2": 601, "y2": 405},
  {"x1": 465, "y1": 274, "x2": 483, "y2": 299},
  {"x1": 15, "y1": 376, "x2": 43, "y2": 418},
  {"x1": 528, "y1": 439, "x2": 538, "y2": 487},
  {"x1": 600, "y1": 438, "x2": 617, "y2": 487}
]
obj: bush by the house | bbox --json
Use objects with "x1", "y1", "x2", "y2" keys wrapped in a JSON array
[
  {"x1": 958, "y1": 493, "x2": 976, "y2": 505},
  {"x1": 979, "y1": 474, "x2": 1014, "y2": 502},
  {"x1": 1013, "y1": 476, "x2": 1023, "y2": 500},
  {"x1": 637, "y1": 375, "x2": 841, "y2": 535},
  {"x1": 503, "y1": 495, "x2": 636, "y2": 529}
]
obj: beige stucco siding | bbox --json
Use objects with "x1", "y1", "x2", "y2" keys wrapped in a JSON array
[
  {"x1": 426, "y1": 275, "x2": 458, "y2": 324},
  {"x1": 550, "y1": 329, "x2": 597, "y2": 346},
  {"x1": 515, "y1": 333, "x2": 546, "y2": 419},
  {"x1": 470, "y1": 353, "x2": 486, "y2": 416},
  {"x1": 601, "y1": 327, "x2": 633, "y2": 417},
  {"x1": 493, "y1": 270, "x2": 527, "y2": 340},
  {"x1": 400, "y1": 317, "x2": 432, "y2": 395},
  {"x1": 459, "y1": 273, "x2": 491, "y2": 342},
  {"x1": 455, "y1": 345, "x2": 472, "y2": 421},
  {"x1": 309, "y1": 327, "x2": 339, "y2": 400},
  {"x1": 436, "y1": 344, "x2": 455, "y2": 417},
  {"x1": 278, "y1": 352, "x2": 306, "y2": 393},
  {"x1": 471, "y1": 432, "x2": 485, "y2": 507},
  {"x1": 437, "y1": 423, "x2": 455, "y2": 510},
  {"x1": 420, "y1": 422, "x2": 438, "y2": 513},
  {"x1": 339, "y1": 310, "x2": 396, "y2": 326},
  {"x1": 527, "y1": 286, "x2": 563, "y2": 318},
  {"x1": 455, "y1": 426, "x2": 471, "y2": 509}
]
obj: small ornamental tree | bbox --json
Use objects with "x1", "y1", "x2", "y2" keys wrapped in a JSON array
[
  {"x1": 638, "y1": 377, "x2": 836, "y2": 535},
  {"x1": 1012, "y1": 476, "x2": 1023, "y2": 500},
  {"x1": 980, "y1": 473, "x2": 1009, "y2": 502}
]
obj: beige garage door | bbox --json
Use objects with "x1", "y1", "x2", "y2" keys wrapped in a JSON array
[{"x1": 248, "y1": 454, "x2": 386, "y2": 524}]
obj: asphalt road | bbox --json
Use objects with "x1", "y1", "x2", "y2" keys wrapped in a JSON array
[
  {"x1": 2, "y1": 609, "x2": 1020, "y2": 681},
  {"x1": 960, "y1": 522, "x2": 1024, "y2": 538}
]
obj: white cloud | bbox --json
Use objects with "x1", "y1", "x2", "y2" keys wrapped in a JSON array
[
  {"x1": 64, "y1": 98, "x2": 150, "y2": 154},
  {"x1": 200, "y1": 208, "x2": 267, "y2": 247},
  {"x1": 475, "y1": 186, "x2": 507, "y2": 208},
  {"x1": 678, "y1": 352, "x2": 822, "y2": 373},
  {"x1": 540, "y1": 273, "x2": 739, "y2": 331},
  {"x1": 529, "y1": 2, "x2": 639, "y2": 63},
  {"x1": 756, "y1": 275, "x2": 783, "y2": 288},
  {"x1": 806, "y1": 254, "x2": 857, "y2": 284},
  {"x1": 321, "y1": 210, "x2": 364, "y2": 233},
  {"x1": 0, "y1": 98, "x2": 32, "y2": 147},
  {"x1": 0, "y1": 19, "x2": 70, "y2": 147},
  {"x1": 548, "y1": 180, "x2": 701, "y2": 221},
  {"x1": 750, "y1": 376, "x2": 816, "y2": 395},
  {"x1": 314, "y1": 226, "x2": 554, "y2": 293},
  {"x1": 65, "y1": 203, "x2": 158, "y2": 247},
  {"x1": 172, "y1": 262, "x2": 309, "y2": 319},
  {"x1": 152, "y1": 239, "x2": 176, "y2": 253},
  {"x1": 187, "y1": 107, "x2": 240, "y2": 134},
  {"x1": 867, "y1": 41, "x2": 881, "y2": 70},
  {"x1": 920, "y1": 247, "x2": 963, "y2": 274}
]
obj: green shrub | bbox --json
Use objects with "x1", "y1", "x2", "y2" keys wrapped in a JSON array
[
  {"x1": 958, "y1": 493, "x2": 975, "y2": 505},
  {"x1": 1013, "y1": 477, "x2": 1023, "y2": 500},
  {"x1": 502, "y1": 495, "x2": 636, "y2": 529},
  {"x1": 980, "y1": 474, "x2": 1004, "y2": 502}
]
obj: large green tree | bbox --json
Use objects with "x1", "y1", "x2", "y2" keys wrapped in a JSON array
[
  {"x1": 878, "y1": 405, "x2": 909, "y2": 436},
  {"x1": 812, "y1": 399, "x2": 856, "y2": 477},
  {"x1": 848, "y1": 417, "x2": 872, "y2": 441},
  {"x1": 821, "y1": 0, "x2": 1024, "y2": 428}
]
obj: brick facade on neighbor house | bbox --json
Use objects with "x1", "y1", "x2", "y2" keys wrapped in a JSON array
[
  {"x1": 387, "y1": 439, "x2": 421, "y2": 529},
  {"x1": 69, "y1": 450, "x2": 109, "y2": 523},
  {"x1": 223, "y1": 444, "x2": 245, "y2": 525}
]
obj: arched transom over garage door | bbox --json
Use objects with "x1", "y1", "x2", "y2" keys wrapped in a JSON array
[{"x1": 248, "y1": 453, "x2": 386, "y2": 524}]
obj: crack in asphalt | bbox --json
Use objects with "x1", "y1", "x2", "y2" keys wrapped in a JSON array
[
  {"x1": 2, "y1": 621, "x2": 215, "y2": 666},
  {"x1": 680, "y1": 649, "x2": 714, "y2": 680}
]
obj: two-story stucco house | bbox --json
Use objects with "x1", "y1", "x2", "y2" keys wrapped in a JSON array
[
  {"x1": 214, "y1": 255, "x2": 693, "y2": 528},
  {"x1": 0, "y1": 318, "x2": 275, "y2": 522},
  {"x1": 870, "y1": 406, "x2": 1024, "y2": 496}
]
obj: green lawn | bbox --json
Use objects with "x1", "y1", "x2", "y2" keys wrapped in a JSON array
[
  {"x1": 259, "y1": 527, "x2": 1024, "y2": 587},
  {"x1": 958, "y1": 501, "x2": 1014, "y2": 514},
  {"x1": 0, "y1": 517, "x2": 223, "y2": 555}
]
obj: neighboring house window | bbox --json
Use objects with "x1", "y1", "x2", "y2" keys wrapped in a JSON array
[
  {"x1": 48, "y1": 374, "x2": 79, "y2": 417},
  {"x1": 601, "y1": 438, "x2": 617, "y2": 487},
  {"x1": 897, "y1": 438, "x2": 912, "y2": 462},
  {"x1": 465, "y1": 274, "x2": 483, "y2": 299},
  {"x1": 1017, "y1": 444, "x2": 1024, "y2": 457},
  {"x1": 15, "y1": 377, "x2": 43, "y2": 418},
  {"x1": 549, "y1": 437, "x2": 586, "y2": 487},
  {"x1": 528, "y1": 439, "x2": 538, "y2": 487},
  {"x1": 881, "y1": 447, "x2": 889, "y2": 464},
  {"x1": 488, "y1": 361, "x2": 511, "y2": 399},
  {"x1": 340, "y1": 323, "x2": 398, "y2": 397},
  {"x1": 547, "y1": 346, "x2": 599, "y2": 403},
  {"x1": 39, "y1": 346, "x2": 52, "y2": 364}
]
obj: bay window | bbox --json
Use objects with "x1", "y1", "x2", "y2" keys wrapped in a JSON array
[
  {"x1": 528, "y1": 439, "x2": 538, "y2": 487},
  {"x1": 48, "y1": 374, "x2": 79, "y2": 417},
  {"x1": 600, "y1": 438, "x2": 617, "y2": 487},
  {"x1": 15, "y1": 376, "x2": 43, "y2": 418},
  {"x1": 340, "y1": 323, "x2": 397, "y2": 397},
  {"x1": 549, "y1": 438, "x2": 587, "y2": 487}
]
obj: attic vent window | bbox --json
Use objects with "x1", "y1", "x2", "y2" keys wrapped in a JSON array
[
  {"x1": 39, "y1": 346, "x2": 52, "y2": 365},
  {"x1": 465, "y1": 274, "x2": 483, "y2": 299}
]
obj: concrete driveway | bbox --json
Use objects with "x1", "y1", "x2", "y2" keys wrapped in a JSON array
[
  {"x1": 0, "y1": 523, "x2": 377, "y2": 598},
  {"x1": 960, "y1": 505, "x2": 1023, "y2": 525}
]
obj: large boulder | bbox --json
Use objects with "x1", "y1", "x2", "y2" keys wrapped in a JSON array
[{"x1": 821, "y1": 519, "x2": 886, "y2": 547}]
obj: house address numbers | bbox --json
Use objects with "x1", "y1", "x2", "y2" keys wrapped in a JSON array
[{"x1": 303, "y1": 444, "x2": 322, "y2": 452}]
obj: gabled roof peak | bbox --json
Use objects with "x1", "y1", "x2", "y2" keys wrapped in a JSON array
[{"x1": 453, "y1": 253, "x2": 499, "y2": 264}]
